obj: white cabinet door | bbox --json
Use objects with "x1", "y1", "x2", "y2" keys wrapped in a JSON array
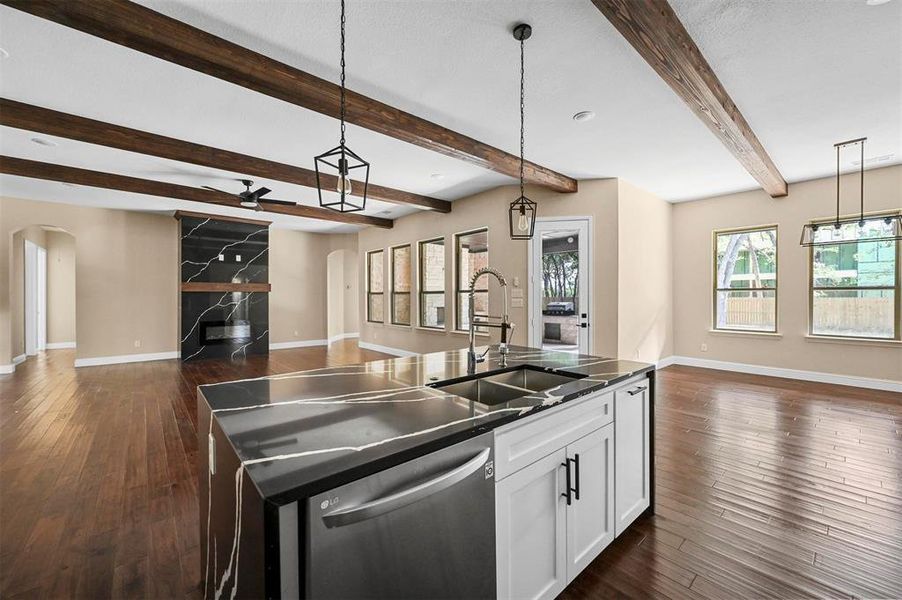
[
  {"x1": 565, "y1": 423, "x2": 615, "y2": 581},
  {"x1": 496, "y1": 448, "x2": 568, "y2": 600},
  {"x1": 614, "y1": 380, "x2": 651, "y2": 535}
]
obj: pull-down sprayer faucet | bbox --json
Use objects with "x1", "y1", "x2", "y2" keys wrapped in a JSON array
[{"x1": 466, "y1": 267, "x2": 514, "y2": 374}]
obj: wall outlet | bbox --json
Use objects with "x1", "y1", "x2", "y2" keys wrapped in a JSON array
[
  {"x1": 294, "y1": 330, "x2": 299, "y2": 337},
  {"x1": 134, "y1": 339, "x2": 141, "y2": 348},
  {"x1": 700, "y1": 343, "x2": 708, "y2": 352}
]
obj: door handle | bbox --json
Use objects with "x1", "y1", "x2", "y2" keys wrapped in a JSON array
[
  {"x1": 573, "y1": 453, "x2": 580, "y2": 501},
  {"x1": 627, "y1": 386, "x2": 647, "y2": 396},
  {"x1": 561, "y1": 459, "x2": 572, "y2": 505},
  {"x1": 322, "y1": 448, "x2": 490, "y2": 528},
  {"x1": 561, "y1": 457, "x2": 578, "y2": 505}
]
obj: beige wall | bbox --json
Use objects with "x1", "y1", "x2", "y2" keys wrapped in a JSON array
[
  {"x1": 2, "y1": 197, "x2": 360, "y2": 367},
  {"x1": 46, "y1": 230, "x2": 76, "y2": 345},
  {"x1": 264, "y1": 229, "x2": 358, "y2": 345},
  {"x1": 2, "y1": 196, "x2": 179, "y2": 366},
  {"x1": 618, "y1": 180, "x2": 674, "y2": 363},
  {"x1": 671, "y1": 164, "x2": 902, "y2": 382},
  {"x1": 357, "y1": 179, "x2": 672, "y2": 361},
  {"x1": 326, "y1": 247, "x2": 359, "y2": 341}
]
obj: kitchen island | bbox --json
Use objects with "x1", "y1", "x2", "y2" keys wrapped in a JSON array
[{"x1": 199, "y1": 346, "x2": 654, "y2": 599}]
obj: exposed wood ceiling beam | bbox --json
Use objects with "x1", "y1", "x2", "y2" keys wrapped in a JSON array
[
  {"x1": 1, "y1": 0, "x2": 578, "y2": 194},
  {"x1": 591, "y1": 0, "x2": 788, "y2": 197},
  {"x1": 0, "y1": 156, "x2": 393, "y2": 228},
  {"x1": 0, "y1": 98, "x2": 450, "y2": 213}
]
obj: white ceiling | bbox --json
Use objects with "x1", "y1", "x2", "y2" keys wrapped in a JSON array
[{"x1": 0, "y1": 0, "x2": 899, "y2": 232}]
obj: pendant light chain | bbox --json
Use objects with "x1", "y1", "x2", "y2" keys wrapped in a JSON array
[
  {"x1": 339, "y1": 0, "x2": 346, "y2": 146},
  {"x1": 519, "y1": 33, "x2": 525, "y2": 200}
]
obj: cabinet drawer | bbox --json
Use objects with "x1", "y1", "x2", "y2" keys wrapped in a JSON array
[{"x1": 494, "y1": 390, "x2": 613, "y2": 481}]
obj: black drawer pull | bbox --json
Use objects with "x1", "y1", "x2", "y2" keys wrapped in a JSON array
[{"x1": 627, "y1": 386, "x2": 646, "y2": 396}]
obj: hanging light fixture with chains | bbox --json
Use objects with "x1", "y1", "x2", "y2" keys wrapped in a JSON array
[
  {"x1": 509, "y1": 23, "x2": 537, "y2": 240},
  {"x1": 800, "y1": 137, "x2": 901, "y2": 246},
  {"x1": 314, "y1": 0, "x2": 370, "y2": 213}
]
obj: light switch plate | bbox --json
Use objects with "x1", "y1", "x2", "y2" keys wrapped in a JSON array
[
  {"x1": 511, "y1": 289, "x2": 524, "y2": 299},
  {"x1": 511, "y1": 298, "x2": 524, "y2": 308}
]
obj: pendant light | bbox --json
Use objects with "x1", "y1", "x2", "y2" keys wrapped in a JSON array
[
  {"x1": 509, "y1": 23, "x2": 537, "y2": 240},
  {"x1": 800, "y1": 137, "x2": 901, "y2": 246},
  {"x1": 314, "y1": 0, "x2": 369, "y2": 213}
]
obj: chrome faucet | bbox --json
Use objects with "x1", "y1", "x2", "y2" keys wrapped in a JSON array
[{"x1": 467, "y1": 267, "x2": 514, "y2": 374}]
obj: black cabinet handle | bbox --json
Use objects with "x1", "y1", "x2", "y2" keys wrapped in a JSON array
[
  {"x1": 561, "y1": 460, "x2": 572, "y2": 505},
  {"x1": 573, "y1": 454, "x2": 580, "y2": 501},
  {"x1": 627, "y1": 386, "x2": 647, "y2": 396}
]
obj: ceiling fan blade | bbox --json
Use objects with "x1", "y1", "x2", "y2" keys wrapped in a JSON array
[
  {"x1": 201, "y1": 185, "x2": 235, "y2": 195},
  {"x1": 259, "y1": 197, "x2": 297, "y2": 206},
  {"x1": 253, "y1": 186, "x2": 272, "y2": 199}
]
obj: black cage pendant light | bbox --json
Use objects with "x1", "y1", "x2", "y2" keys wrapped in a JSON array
[
  {"x1": 509, "y1": 23, "x2": 537, "y2": 240},
  {"x1": 314, "y1": 0, "x2": 369, "y2": 213},
  {"x1": 800, "y1": 137, "x2": 902, "y2": 246}
]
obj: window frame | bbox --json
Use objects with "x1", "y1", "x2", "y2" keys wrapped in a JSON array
[
  {"x1": 390, "y1": 244, "x2": 412, "y2": 326},
  {"x1": 711, "y1": 224, "x2": 779, "y2": 334},
  {"x1": 366, "y1": 249, "x2": 384, "y2": 324},
  {"x1": 454, "y1": 228, "x2": 489, "y2": 333},
  {"x1": 417, "y1": 237, "x2": 446, "y2": 330},
  {"x1": 807, "y1": 211, "x2": 901, "y2": 341}
]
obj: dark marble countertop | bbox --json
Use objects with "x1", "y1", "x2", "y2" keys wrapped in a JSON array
[{"x1": 199, "y1": 345, "x2": 654, "y2": 504}]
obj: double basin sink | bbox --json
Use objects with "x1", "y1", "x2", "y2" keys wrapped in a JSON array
[{"x1": 429, "y1": 365, "x2": 586, "y2": 406}]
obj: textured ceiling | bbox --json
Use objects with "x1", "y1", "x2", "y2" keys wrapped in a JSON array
[{"x1": 0, "y1": 0, "x2": 899, "y2": 231}]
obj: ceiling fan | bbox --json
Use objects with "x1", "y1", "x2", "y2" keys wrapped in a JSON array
[{"x1": 201, "y1": 179, "x2": 295, "y2": 210}]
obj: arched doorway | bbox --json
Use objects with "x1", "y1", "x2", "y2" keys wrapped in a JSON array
[
  {"x1": 10, "y1": 225, "x2": 76, "y2": 364},
  {"x1": 326, "y1": 248, "x2": 359, "y2": 344}
]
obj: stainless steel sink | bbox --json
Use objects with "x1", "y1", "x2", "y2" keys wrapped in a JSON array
[
  {"x1": 430, "y1": 366, "x2": 585, "y2": 406},
  {"x1": 482, "y1": 369, "x2": 579, "y2": 393}
]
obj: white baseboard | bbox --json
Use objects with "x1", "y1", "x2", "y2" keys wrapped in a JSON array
[
  {"x1": 658, "y1": 355, "x2": 902, "y2": 393},
  {"x1": 269, "y1": 339, "x2": 328, "y2": 350},
  {"x1": 0, "y1": 354, "x2": 26, "y2": 374},
  {"x1": 328, "y1": 332, "x2": 360, "y2": 344},
  {"x1": 46, "y1": 342, "x2": 76, "y2": 350},
  {"x1": 74, "y1": 351, "x2": 179, "y2": 368},
  {"x1": 358, "y1": 341, "x2": 418, "y2": 357}
]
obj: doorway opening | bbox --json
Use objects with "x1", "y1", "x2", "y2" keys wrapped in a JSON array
[
  {"x1": 528, "y1": 218, "x2": 592, "y2": 355},
  {"x1": 12, "y1": 226, "x2": 77, "y2": 365}
]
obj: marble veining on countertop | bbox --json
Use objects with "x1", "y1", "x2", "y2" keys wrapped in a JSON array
[{"x1": 200, "y1": 346, "x2": 654, "y2": 503}]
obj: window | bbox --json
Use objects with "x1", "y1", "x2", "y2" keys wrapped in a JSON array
[
  {"x1": 418, "y1": 238, "x2": 445, "y2": 329},
  {"x1": 455, "y1": 229, "x2": 489, "y2": 331},
  {"x1": 810, "y1": 216, "x2": 899, "y2": 339},
  {"x1": 713, "y1": 226, "x2": 777, "y2": 332},
  {"x1": 390, "y1": 245, "x2": 411, "y2": 326},
  {"x1": 366, "y1": 249, "x2": 384, "y2": 323}
]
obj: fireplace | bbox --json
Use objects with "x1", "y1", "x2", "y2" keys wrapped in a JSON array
[{"x1": 200, "y1": 320, "x2": 252, "y2": 345}]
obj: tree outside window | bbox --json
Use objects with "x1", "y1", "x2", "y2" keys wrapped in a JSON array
[{"x1": 714, "y1": 226, "x2": 777, "y2": 332}]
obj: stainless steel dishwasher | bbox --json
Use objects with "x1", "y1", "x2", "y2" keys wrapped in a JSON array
[{"x1": 306, "y1": 432, "x2": 496, "y2": 599}]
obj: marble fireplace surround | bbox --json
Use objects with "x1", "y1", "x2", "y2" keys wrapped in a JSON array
[{"x1": 177, "y1": 211, "x2": 271, "y2": 362}]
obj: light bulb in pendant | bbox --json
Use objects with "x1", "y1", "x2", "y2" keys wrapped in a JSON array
[
  {"x1": 517, "y1": 207, "x2": 531, "y2": 232},
  {"x1": 336, "y1": 158, "x2": 352, "y2": 196}
]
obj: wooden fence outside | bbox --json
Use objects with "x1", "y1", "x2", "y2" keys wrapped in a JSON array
[{"x1": 723, "y1": 297, "x2": 893, "y2": 335}]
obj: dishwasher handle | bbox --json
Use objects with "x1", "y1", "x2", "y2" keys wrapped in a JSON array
[{"x1": 322, "y1": 447, "x2": 491, "y2": 528}]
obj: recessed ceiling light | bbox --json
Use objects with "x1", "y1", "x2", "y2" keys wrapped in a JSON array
[
  {"x1": 865, "y1": 0, "x2": 892, "y2": 5},
  {"x1": 430, "y1": 173, "x2": 445, "y2": 180},
  {"x1": 572, "y1": 111, "x2": 596, "y2": 122},
  {"x1": 30, "y1": 137, "x2": 58, "y2": 147}
]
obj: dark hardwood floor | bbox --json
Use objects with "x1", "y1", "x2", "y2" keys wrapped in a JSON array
[{"x1": 1, "y1": 347, "x2": 900, "y2": 599}]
